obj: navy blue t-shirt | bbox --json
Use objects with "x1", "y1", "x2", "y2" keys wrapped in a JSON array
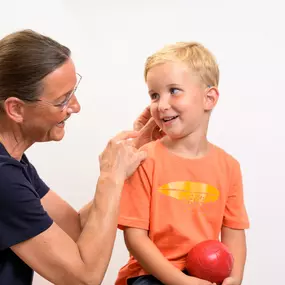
[{"x1": 0, "y1": 143, "x2": 53, "y2": 285}]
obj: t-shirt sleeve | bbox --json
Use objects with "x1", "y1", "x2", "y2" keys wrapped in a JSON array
[
  {"x1": 223, "y1": 160, "x2": 250, "y2": 229},
  {"x1": 29, "y1": 163, "x2": 50, "y2": 198},
  {"x1": 118, "y1": 159, "x2": 153, "y2": 231},
  {"x1": 0, "y1": 165, "x2": 53, "y2": 250}
]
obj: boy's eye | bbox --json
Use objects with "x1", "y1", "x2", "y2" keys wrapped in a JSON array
[
  {"x1": 150, "y1": 93, "x2": 159, "y2": 100},
  {"x1": 170, "y1": 88, "x2": 180, "y2": 95}
]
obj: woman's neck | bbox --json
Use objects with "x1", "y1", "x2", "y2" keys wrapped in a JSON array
[{"x1": 0, "y1": 120, "x2": 33, "y2": 161}]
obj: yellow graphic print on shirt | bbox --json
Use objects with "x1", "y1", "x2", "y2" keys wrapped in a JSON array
[{"x1": 158, "y1": 181, "x2": 219, "y2": 205}]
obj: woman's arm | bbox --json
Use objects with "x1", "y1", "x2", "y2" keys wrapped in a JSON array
[
  {"x1": 11, "y1": 131, "x2": 146, "y2": 285},
  {"x1": 43, "y1": 106, "x2": 160, "y2": 237},
  {"x1": 41, "y1": 190, "x2": 82, "y2": 241}
]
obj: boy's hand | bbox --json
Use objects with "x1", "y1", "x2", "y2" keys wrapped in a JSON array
[
  {"x1": 221, "y1": 277, "x2": 240, "y2": 285},
  {"x1": 185, "y1": 276, "x2": 216, "y2": 285},
  {"x1": 194, "y1": 280, "x2": 216, "y2": 285}
]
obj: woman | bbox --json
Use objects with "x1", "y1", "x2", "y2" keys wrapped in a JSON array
[{"x1": 0, "y1": 29, "x2": 161, "y2": 285}]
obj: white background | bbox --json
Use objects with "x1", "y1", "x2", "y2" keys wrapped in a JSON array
[{"x1": 1, "y1": 0, "x2": 284, "y2": 284}]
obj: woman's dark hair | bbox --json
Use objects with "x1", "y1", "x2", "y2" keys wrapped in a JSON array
[{"x1": 0, "y1": 29, "x2": 71, "y2": 109}]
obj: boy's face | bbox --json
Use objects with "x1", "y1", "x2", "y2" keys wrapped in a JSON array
[{"x1": 146, "y1": 61, "x2": 218, "y2": 140}]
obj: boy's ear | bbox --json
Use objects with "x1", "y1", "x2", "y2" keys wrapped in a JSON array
[
  {"x1": 3, "y1": 97, "x2": 25, "y2": 123},
  {"x1": 204, "y1": 86, "x2": 219, "y2": 111}
]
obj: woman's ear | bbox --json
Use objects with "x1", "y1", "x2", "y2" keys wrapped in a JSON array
[{"x1": 3, "y1": 97, "x2": 25, "y2": 123}]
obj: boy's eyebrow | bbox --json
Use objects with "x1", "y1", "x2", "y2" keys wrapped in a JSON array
[
  {"x1": 166, "y1": 83, "x2": 181, "y2": 87},
  {"x1": 148, "y1": 83, "x2": 182, "y2": 94}
]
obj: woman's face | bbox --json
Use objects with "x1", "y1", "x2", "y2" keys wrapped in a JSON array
[{"x1": 22, "y1": 58, "x2": 81, "y2": 143}]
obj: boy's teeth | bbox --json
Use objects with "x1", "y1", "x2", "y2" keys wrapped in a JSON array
[{"x1": 163, "y1": 116, "x2": 177, "y2": 122}]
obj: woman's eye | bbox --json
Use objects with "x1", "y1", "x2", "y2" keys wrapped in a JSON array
[{"x1": 55, "y1": 94, "x2": 70, "y2": 106}]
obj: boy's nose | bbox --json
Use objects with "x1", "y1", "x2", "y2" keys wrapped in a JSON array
[{"x1": 158, "y1": 98, "x2": 171, "y2": 112}]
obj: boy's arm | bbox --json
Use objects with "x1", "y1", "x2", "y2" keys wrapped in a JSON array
[
  {"x1": 124, "y1": 228, "x2": 215, "y2": 285},
  {"x1": 221, "y1": 159, "x2": 249, "y2": 285},
  {"x1": 221, "y1": 226, "x2": 247, "y2": 285}
]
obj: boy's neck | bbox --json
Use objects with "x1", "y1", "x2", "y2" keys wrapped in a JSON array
[{"x1": 161, "y1": 130, "x2": 210, "y2": 159}]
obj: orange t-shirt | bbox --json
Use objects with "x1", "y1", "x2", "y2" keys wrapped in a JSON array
[{"x1": 115, "y1": 140, "x2": 249, "y2": 285}]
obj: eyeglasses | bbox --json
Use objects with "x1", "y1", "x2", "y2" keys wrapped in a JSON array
[{"x1": 24, "y1": 73, "x2": 82, "y2": 110}]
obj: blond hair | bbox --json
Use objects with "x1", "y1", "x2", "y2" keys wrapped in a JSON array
[{"x1": 144, "y1": 42, "x2": 219, "y2": 87}]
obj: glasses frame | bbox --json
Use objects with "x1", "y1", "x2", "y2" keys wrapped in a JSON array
[{"x1": 24, "y1": 73, "x2": 82, "y2": 110}]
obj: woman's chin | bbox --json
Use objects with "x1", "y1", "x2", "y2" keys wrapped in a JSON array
[{"x1": 40, "y1": 127, "x2": 66, "y2": 142}]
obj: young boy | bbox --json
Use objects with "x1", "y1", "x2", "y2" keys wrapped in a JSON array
[{"x1": 115, "y1": 42, "x2": 249, "y2": 285}]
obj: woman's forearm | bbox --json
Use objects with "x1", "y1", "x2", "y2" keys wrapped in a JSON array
[
  {"x1": 76, "y1": 174, "x2": 123, "y2": 283},
  {"x1": 79, "y1": 201, "x2": 93, "y2": 230}
]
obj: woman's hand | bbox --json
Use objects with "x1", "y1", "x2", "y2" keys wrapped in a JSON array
[
  {"x1": 99, "y1": 130, "x2": 147, "y2": 181},
  {"x1": 133, "y1": 106, "x2": 165, "y2": 149}
]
